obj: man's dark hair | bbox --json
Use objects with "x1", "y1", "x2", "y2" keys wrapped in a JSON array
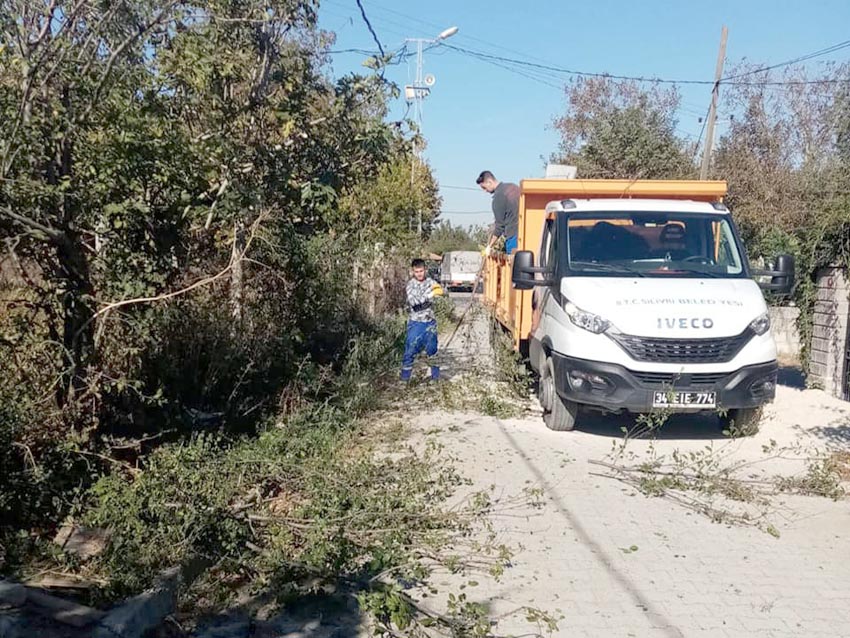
[
  {"x1": 411, "y1": 258, "x2": 426, "y2": 268},
  {"x1": 476, "y1": 170, "x2": 495, "y2": 184}
]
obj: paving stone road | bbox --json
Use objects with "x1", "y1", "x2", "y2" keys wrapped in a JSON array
[{"x1": 415, "y1": 309, "x2": 850, "y2": 638}]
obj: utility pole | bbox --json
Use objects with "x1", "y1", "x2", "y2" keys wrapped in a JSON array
[
  {"x1": 405, "y1": 26, "x2": 458, "y2": 236},
  {"x1": 700, "y1": 25, "x2": 728, "y2": 180},
  {"x1": 414, "y1": 38, "x2": 423, "y2": 236}
]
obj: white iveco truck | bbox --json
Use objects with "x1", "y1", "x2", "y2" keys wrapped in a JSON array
[{"x1": 488, "y1": 179, "x2": 794, "y2": 434}]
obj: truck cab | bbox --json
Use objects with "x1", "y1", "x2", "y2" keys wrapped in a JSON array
[{"x1": 493, "y1": 180, "x2": 793, "y2": 433}]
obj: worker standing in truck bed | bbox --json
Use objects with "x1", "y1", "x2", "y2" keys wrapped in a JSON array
[{"x1": 476, "y1": 170, "x2": 520, "y2": 255}]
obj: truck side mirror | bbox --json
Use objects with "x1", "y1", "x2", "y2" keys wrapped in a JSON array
[
  {"x1": 512, "y1": 251, "x2": 536, "y2": 290},
  {"x1": 512, "y1": 251, "x2": 554, "y2": 290},
  {"x1": 754, "y1": 253, "x2": 795, "y2": 296}
]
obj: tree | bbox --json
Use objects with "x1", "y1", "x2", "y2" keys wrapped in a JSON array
[
  {"x1": 552, "y1": 77, "x2": 695, "y2": 179},
  {"x1": 714, "y1": 62, "x2": 850, "y2": 246},
  {"x1": 335, "y1": 153, "x2": 441, "y2": 241},
  {"x1": 426, "y1": 221, "x2": 487, "y2": 255},
  {"x1": 0, "y1": 0, "x2": 437, "y2": 423},
  {"x1": 713, "y1": 62, "x2": 850, "y2": 368}
]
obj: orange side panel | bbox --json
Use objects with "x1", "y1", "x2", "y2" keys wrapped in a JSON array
[{"x1": 520, "y1": 179, "x2": 727, "y2": 201}]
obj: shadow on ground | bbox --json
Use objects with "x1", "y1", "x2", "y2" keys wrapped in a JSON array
[
  {"x1": 778, "y1": 365, "x2": 806, "y2": 389},
  {"x1": 572, "y1": 410, "x2": 728, "y2": 441},
  {"x1": 190, "y1": 591, "x2": 363, "y2": 638},
  {"x1": 805, "y1": 419, "x2": 850, "y2": 447}
]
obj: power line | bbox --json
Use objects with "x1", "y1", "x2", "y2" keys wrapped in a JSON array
[
  {"x1": 722, "y1": 39, "x2": 850, "y2": 81},
  {"x1": 442, "y1": 43, "x2": 719, "y2": 86},
  {"x1": 354, "y1": 0, "x2": 385, "y2": 58},
  {"x1": 442, "y1": 43, "x2": 850, "y2": 87},
  {"x1": 325, "y1": 4, "x2": 850, "y2": 90},
  {"x1": 440, "y1": 184, "x2": 480, "y2": 191}
]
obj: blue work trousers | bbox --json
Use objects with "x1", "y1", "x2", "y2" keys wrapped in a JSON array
[{"x1": 401, "y1": 320, "x2": 439, "y2": 380}]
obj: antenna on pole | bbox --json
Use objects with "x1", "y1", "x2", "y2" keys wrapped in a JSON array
[{"x1": 404, "y1": 26, "x2": 459, "y2": 236}]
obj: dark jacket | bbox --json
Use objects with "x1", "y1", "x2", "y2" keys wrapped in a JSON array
[{"x1": 492, "y1": 182, "x2": 520, "y2": 239}]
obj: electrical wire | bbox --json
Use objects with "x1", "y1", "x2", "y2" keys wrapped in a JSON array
[
  {"x1": 441, "y1": 43, "x2": 718, "y2": 86},
  {"x1": 722, "y1": 39, "x2": 850, "y2": 81},
  {"x1": 324, "y1": 3, "x2": 850, "y2": 88},
  {"x1": 443, "y1": 43, "x2": 850, "y2": 87},
  {"x1": 354, "y1": 0, "x2": 385, "y2": 58}
]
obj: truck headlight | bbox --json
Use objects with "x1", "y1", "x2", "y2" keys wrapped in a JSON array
[
  {"x1": 749, "y1": 312, "x2": 771, "y2": 336},
  {"x1": 564, "y1": 301, "x2": 610, "y2": 334}
]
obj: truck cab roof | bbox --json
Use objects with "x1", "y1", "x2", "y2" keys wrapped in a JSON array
[{"x1": 545, "y1": 198, "x2": 728, "y2": 215}]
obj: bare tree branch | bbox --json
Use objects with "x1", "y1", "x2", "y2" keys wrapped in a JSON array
[{"x1": 0, "y1": 204, "x2": 64, "y2": 241}]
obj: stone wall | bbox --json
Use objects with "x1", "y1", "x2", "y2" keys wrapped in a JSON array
[{"x1": 809, "y1": 267, "x2": 849, "y2": 399}]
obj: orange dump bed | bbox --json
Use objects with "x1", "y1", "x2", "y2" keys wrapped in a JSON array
[{"x1": 483, "y1": 179, "x2": 728, "y2": 350}]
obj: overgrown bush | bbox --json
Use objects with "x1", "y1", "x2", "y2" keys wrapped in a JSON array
[
  {"x1": 0, "y1": 232, "x2": 414, "y2": 580},
  {"x1": 81, "y1": 320, "x2": 452, "y2": 604}
]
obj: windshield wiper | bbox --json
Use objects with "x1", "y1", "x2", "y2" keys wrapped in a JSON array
[
  {"x1": 667, "y1": 267, "x2": 726, "y2": 278},
  {"x1": 570, "y1": 261, "x2": 646, "y2": 278}
]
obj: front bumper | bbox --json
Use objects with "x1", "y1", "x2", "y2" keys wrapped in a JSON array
[{"x1": 550, "y1": 352, "x2": 778, "y2": 413}]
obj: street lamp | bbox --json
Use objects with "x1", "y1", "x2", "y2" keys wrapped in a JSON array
[
  {"x1": 437, "y1": 26, "x2": 459, "y2": 40},
  {"x1": 404, "y1": 26, "x2": 459, "y2": 103},
  {"x1": 405, "y1": 26, "x2": 458, "y2": 235}
]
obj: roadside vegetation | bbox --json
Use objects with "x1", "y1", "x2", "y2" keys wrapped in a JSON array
[
  {"x1": 2, "y1": 1, "x2": 848, "y2": 634},
  {"x1": 593, "y1": 409, "x2": 847, "y2": 538}
]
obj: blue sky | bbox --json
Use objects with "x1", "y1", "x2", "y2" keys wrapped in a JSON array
[{"x1": 319, "y1": 0, "x2": 850, "y2": 228}]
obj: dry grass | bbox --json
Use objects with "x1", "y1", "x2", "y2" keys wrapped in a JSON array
[{"x1": 829, "y1": 450, "x2": 850, "y2": 482}]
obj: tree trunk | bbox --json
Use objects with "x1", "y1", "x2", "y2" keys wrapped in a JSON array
[
  {"x1": 55, "y1": 232, "x2": 95, "y2": 410},
  {"x1": 231, "y1": 218, "x2": 246, "y2": 322}
]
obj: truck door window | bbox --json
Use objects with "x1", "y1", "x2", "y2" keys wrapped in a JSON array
[{"x1": 539, "y1": 219, "x2": 555, "y2": 270}]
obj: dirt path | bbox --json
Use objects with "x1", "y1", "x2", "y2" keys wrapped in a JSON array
[{"x1": 415, "y1": 306, "x2": 850, "y2": 638}]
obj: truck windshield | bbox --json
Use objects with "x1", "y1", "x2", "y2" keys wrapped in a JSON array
[{"x1": 566, "y1": 212, "x2": 746, "y2": 279}]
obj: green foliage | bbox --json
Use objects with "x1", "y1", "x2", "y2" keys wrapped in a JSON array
[
  {"x1": 0, "y1": 0, "x2": 440, "y2": 580},
  {"x1": 80, "y1": 317, "x2": 426, "y2": 598},
  {"x1": 552, "y1": 77, "x2": 695, "y2": 179},
  {"x1": 336, "y1": 155, "x2": 441, "y2": 241},
  {"x1": 426, "y1": 221, "x2": 488, "y2": 256},
  {"x1": 714, "y1": 63, "x2": 850, "y2": 369}
]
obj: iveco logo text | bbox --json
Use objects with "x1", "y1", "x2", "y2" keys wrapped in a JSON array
[{"x1": 657, "y1": 317, "x2": 715, "y2": 329}]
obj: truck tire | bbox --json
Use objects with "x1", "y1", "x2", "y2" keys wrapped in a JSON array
[
  {"x1": 720, "y1": 407, "x2": 763, "y2": 437},
  {"x1": 542, "y1": 357, "x2": 578, "y2": 431}
]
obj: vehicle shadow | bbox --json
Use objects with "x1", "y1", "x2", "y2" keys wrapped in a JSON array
[
  {"x1": 778, "y1": 365, "x2": 806, "y2": 389},
  {"x1": 574, "y1": 410, "x2": 728, "y2": 440},
  {"x1": 192, "y1": 590, "x2": 363, "y2": 638}
]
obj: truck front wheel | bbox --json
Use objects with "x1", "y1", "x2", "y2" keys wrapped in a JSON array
[
  {"x1": 542, "y1": 357, "x2": 578, "y2": 431},
  {"x1": 720, "y1": 407, "x2": 763, "y2": 437}
]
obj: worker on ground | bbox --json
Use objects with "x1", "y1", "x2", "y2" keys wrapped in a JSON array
[
  {"x1": 476, "y1": 170, "x2": 520, "y2": 256},
  {"x1": 401, "y1": 258, "x2": 444, "y2": 382}
]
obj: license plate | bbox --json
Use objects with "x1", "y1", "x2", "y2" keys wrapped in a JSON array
[{"x1": 652, "y1": 391, "x2": 716, "y2": 408}]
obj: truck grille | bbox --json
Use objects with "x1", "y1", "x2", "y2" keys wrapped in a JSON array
[
  {"x1": 631, "y1": 371, "x2": 728, "y2": 387},
  {"x1": 611, "y1": 330, "x2": 753, "y2": 364}
]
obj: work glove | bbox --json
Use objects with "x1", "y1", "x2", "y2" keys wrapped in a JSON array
[
  {"x1": 431, "y1": 283, "x2": 444, "y2": 297},
  {"x1": 482, "y1": 245, "x2": 492, "y2": 257}
]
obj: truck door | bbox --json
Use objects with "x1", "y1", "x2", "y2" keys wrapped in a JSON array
[{"x1": 532, "y1": 217, "x2": 557, "y2": 341}]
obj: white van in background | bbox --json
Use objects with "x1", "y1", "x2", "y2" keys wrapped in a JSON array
[{"x1": 441, "y1": 251, "x2": 481, "y2": 292}]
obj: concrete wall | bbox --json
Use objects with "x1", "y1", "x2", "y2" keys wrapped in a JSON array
[
  {"x1": 769, "y1": 306, "x2": 801, "y2": 359},
  {"x1": 809, "y1": 267, "x2": 849, "y2": 399}
]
